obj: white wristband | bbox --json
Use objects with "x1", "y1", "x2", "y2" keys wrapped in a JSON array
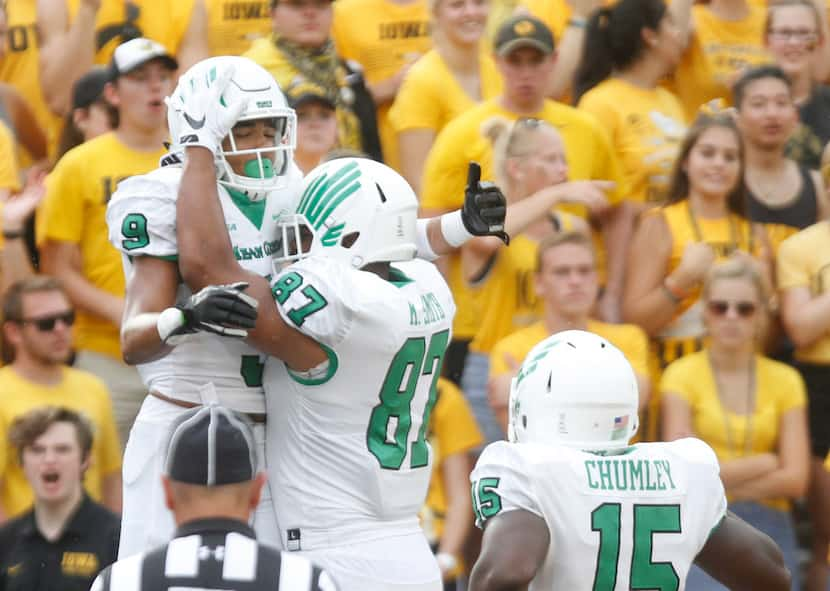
[
  {"x1": 415, "y1": 218, "x2": 439, "y2": 261},
  {"x1": 440, "y1": 210, "x2": 474, "y2": 248},
  {"x1": 157, "y1": 307, "x2": 186, "y2": 343}
]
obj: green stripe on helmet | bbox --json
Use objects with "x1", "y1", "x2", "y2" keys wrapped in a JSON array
[{"x1": 298, "y1": 161, "x2": 361, "y2": 228}]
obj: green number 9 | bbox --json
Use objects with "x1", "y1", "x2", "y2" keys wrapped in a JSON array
[{"x1": 121, "y1": 213, "x2": 150, "y2": 251}]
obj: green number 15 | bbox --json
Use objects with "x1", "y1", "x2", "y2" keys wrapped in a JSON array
[{"x1": 592, "y1": 503, "x2": 681, "y2": 591}]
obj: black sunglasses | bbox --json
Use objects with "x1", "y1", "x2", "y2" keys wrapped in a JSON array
[
  {"x1": 706, "y1": 300, "x2": 757, "y2": 318},
  {"x1": 21, "y1": 311, "x2": 76, "y2": 331}
]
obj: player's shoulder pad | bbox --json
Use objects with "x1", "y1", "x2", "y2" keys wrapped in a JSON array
[
  {"x1": 271, "y1": 257, "x2": 356, "y2": 346},
  {"x1": 106, "y1": 167, "x2": 181, "y2": 257},
  {"x1": 474, "y1": 440, "x2": 526, "y2": 473},
  {"x1": 664, "y1": 437, "x2": 721, "y2": 472}
]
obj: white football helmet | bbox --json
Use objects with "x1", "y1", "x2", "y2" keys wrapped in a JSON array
[
  {"x1": 274, "y1": 157, "x2": 418, "y2": 269},
  {"x1": 167, "y1": 56, "x2": 297, "y2": 201},
  {"x1": 508, "y1": 330, "x2": 639, "y2": 452}
]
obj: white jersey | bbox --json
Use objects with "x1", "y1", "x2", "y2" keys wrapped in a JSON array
[
  {"x1": 106, "y1": 160, "x2": 303, "y2": 412},
  {"x1": 263, "y1": 257, "x2": 455, "y2": 550},
  {"x1": 471, "y1": 438, "x2": 728, "y2": 591}
]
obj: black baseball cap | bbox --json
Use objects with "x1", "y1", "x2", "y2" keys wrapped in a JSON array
[
  {"x1": 286, "y1": 79, "x2": 336, "y2": 110},
  {"x1": 494, "y1": 15, "x2": 555, "y2": 57},
  {"x1": 72, "y1": 67, "x2": 111, "y2": 110},
  {"x1": 164, "y1": 405, "x2": 258, "y2": 486},
  {"x1": 110, "y1": 37, "x2": 178, "y2": 79}
]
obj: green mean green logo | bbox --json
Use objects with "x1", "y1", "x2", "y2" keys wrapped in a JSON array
[
  {"x1": 515, "y1": 339, "x2": 561, "y2": 386},
  {"x1": 296, "y1": 161, "x2": 361, "y2": 232}
]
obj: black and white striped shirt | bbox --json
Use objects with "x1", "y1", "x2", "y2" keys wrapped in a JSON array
[{"x1": 91, "y1": 519, "x2": 336, "y2": 590}]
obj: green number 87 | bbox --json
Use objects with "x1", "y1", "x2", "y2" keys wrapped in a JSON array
[{"x1": 121, "y1": 213, "x2": 150, "y2": 251}]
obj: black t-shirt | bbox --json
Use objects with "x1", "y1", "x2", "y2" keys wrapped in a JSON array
[
  {"x1": 786, "y1": 85, "x2": 830, "y2": 170},
  {"x1": 0, "y1": 495, "x2": 120, "y2": 591}
]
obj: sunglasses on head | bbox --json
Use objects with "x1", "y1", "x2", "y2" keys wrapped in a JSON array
[
  {"x1": 706, "y1": 300, "x2": 757, "y2": 318},
  {"x1": 21, "y1": 311, "x2": 76, "y2": 331}
]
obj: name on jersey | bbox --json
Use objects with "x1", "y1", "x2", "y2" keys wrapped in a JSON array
[
  {"x1": 584, "y1": 458, "x2": 677, "y2": 492},
  {"x1": 378, "y1": 21, "x2": 431, "y2": 40},
  {"x1": 223, "y1": 1, "x2": 271, "y2": 20},
  {"x1": 409, "y1": 293, "x2": 446, "y2": 326},
  {"x1": 233, "y1": 240, "x2": 280, "y2": 261}
]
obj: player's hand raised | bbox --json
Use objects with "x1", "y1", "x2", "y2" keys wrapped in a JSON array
[
  {"x1": 462, "y1": 162, "x2": 510, "y2": 244},
  {"x1": 168, "y1": 65, "x2": 246, "y2": 156},
  {"x1": 158, "y1": 282, "x2": 259, "y2": 343}
]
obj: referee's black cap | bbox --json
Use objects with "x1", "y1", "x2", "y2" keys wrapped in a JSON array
[{"x1": 164, "y1": 405, "x2": 258, "y2": 486}]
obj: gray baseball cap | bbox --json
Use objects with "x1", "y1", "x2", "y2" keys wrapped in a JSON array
[{"x1": 164, "y1": 405, "x2": 258, "y2": 486}]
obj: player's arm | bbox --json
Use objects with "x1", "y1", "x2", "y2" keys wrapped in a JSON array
[
  {"x1": 120, "y1": 256, "x2": 180, "y2": 364},
  {"x1": 36, "y1": 0, "x2": 99, "y2": 116},
  {"x1": 469, "y1": 509, "x2": 550, "y2": 590},
  {"x1": 40, "y1": 241, "x2": 124, "y2": 327},
  {"x1": 415, "y1": 163, "x2": 509, "y2": 261},
  {"x1": 173, "y1": 73, "x2": 325, "y2": 369},
  {"x1": 695, "y1": 511, "x2": 791, "y2": 591},
  {"x1": 175, "y1": 0, "x2": 209, "y2": 73}
]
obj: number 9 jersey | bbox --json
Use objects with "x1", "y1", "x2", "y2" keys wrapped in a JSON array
[
  {"x1": 471, "y1": 438, "x2": 728, "y2": 591},
  {"x1": 264, "y1": 255, "x2": 455, "y2": 551},
  {"x1": 106, "y1": 159, "x2": 304, "y2": 412}
]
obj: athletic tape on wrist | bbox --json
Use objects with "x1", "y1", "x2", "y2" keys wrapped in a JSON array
[
  {"x1": 157, "y1": 307, "x2": 186, "y2": 342},
  {"x1": 440, "y1": 210, "x2": 474, "y2": 248},
  {"x1": 415, "y1": 218, "x2": 439, "y2": 261}
]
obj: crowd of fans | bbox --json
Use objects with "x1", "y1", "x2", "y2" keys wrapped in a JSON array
[{"x1": 0, "y1": 0, "x2": 828, "y2": 589}]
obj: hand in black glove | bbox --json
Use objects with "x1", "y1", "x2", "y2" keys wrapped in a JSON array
[
  {"x1": 461, "y1": 162, "x2": 509, "y2": 245},
  {"x1": 160, "y1": 282, "x2": 259, "y2": 343}
]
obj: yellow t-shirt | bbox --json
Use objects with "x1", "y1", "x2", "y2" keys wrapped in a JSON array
[
  {"x1": 660, "y1": 351, "x2": 806, "y2": 510},
  {"x1": 651, "y1": 201, "x2": 760, "y2": 371},
  {"x1": 469, "y1": 235, "x2": 543, "y2": 355},
  {"x1": 777, "y1": 221, "x2": 830, "y2": 364},
  {"x1": 489, "y1": 319, "x2": 650, "y2": 380},
  {"x1": 0, "y1": 0, "x2": 63, "y2": 160},
  {"x1": 243, "y1": 37, "x2": 364, "y2": 153},
  {"x1": 422, "y1": 98, "x2": 623, "y2": 339},
  {"x1": 389, "y1": 47, "x2": 503, "y2": 137},
  {"x1": 578, "y1": 78, "x2": 687, "y2": 204},
  {"x1": 0, "y1": 366, "x2": 122, "y2": 517},
  {"x1": 332, "y1": 0, "x2": 432, "y2": 171},
  {"x1": 0, "y1": 120, "x2": 21, "y2": 196},
  {"x1": 669, "y1": 4, "x2": 770, "y2": 121},
  {"x1": 67, "y1": 0, "x2": 196, "y2": 64},
  {"x1": 422, "y1": 377, "x2": 482, "y2": 576},
  {"x1": 37, "y1": 132, "x2": 166, "y2": 360},
  {"x1": 206, "y1": 0, "x2": 272, "y2": 56}
]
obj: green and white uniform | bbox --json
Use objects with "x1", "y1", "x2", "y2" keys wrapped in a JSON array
[
  {"x1": 471, "y1": 438, "x2": 728, "y2": 591},
  {"x1": 265, "y1": 256, "x2": 455, "y2": 590},
  {"x1": 105, "y1": 158, "x2": 303, "y2": 557}
]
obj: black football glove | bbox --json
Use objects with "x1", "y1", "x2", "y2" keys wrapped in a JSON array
[
  {"x1": 461, "y1": 162, "x2": 509, "y2": 245},
  {"x1": 161, "y1": 282, "x2": 259, "y2": 343}
]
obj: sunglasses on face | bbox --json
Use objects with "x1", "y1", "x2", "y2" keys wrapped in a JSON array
[
  {"x1": 21, "y1": 311, "x2": 76, "y2": 332},
  {"x1": 706, "y1": 300, "x2": 757, "y2": 318}
]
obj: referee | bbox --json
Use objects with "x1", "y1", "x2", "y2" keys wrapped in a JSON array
[{"x1": 91, "y1": 405, "x2": 337, "y2": 590}]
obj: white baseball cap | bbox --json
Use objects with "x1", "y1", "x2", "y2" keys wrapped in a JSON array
[{"x1": 110, "y1": 37, "x2": 178, "y2": 78}]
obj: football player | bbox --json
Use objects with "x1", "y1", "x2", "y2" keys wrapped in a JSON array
[
  {"x1": 108, "y1": 55, "x2": 505, "y2": 562},
  {"x1": 172, "y1": 61, "x2": 507, "y2": 589},
  {"x1": 468, "y1": 330, "x2": 792, "y2": 591}
]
